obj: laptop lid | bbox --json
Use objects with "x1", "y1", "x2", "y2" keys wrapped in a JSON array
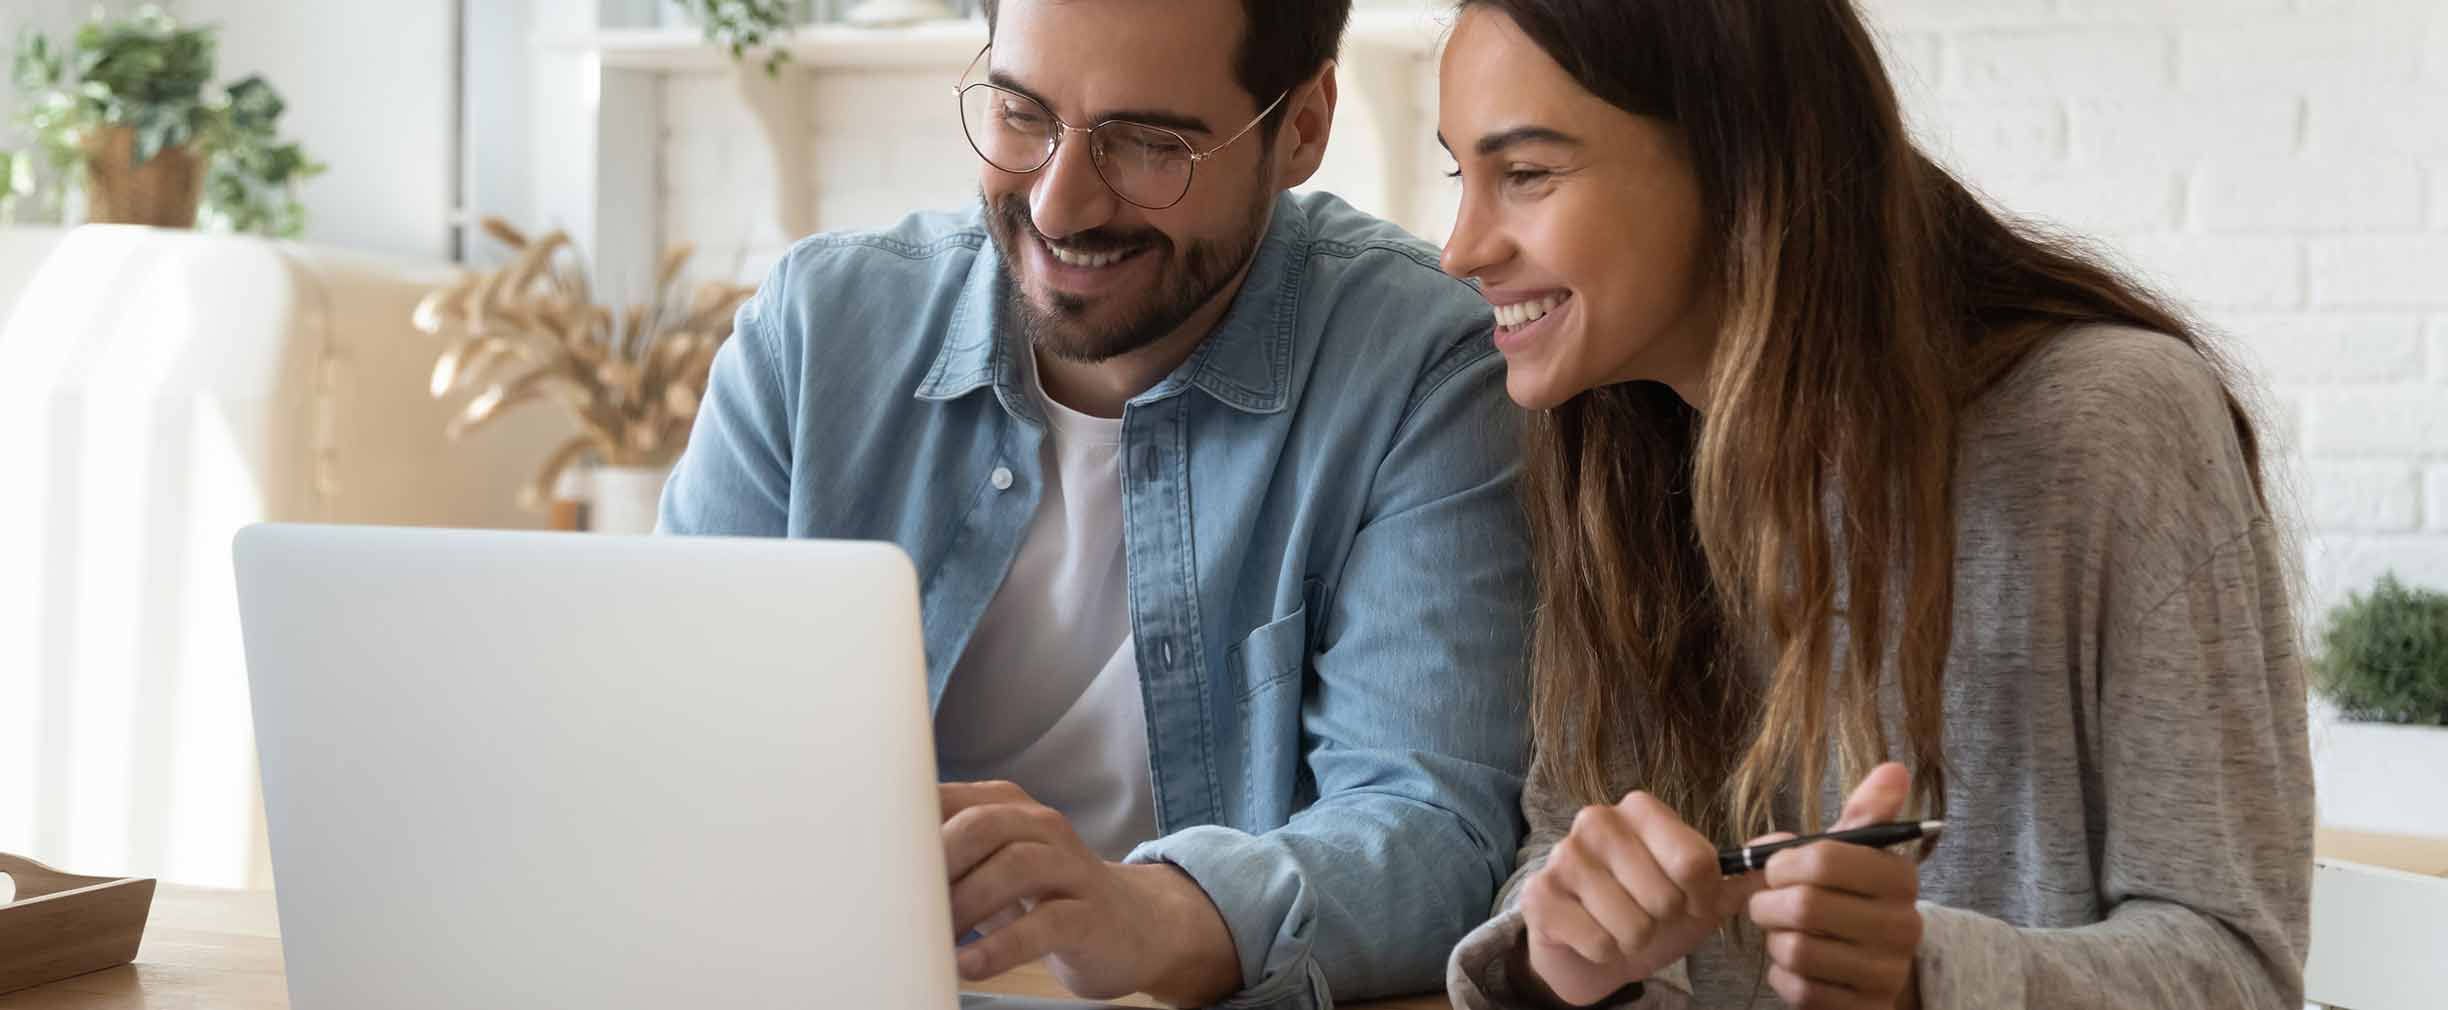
[{"x1": 235, "y1": 524, "x2": 956, "y2": 1010}]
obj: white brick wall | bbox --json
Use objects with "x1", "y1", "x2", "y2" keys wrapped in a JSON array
[
  {"x1": 2427, "y1": 464, "x2": 2448, "y2": 531},
  {"x1": 655, "y1": 0, "x2": 2448, "y2": 620}
]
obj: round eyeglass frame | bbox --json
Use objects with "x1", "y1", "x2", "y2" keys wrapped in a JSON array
[{"x1": 952, "y1": 45, "x2": 1289, "y2": 211}]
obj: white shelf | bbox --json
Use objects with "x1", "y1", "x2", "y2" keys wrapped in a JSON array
[
  {"x1": 577, "y1": 20, "x2": 986, "y2": 72},
  {"x1": 561, "y1": 8, "x2": 1444, "y2": 74}
]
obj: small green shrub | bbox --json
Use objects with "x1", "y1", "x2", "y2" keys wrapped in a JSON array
[{"x1": 2312, "y1": 574, "x2": 2448, "y2": 726}]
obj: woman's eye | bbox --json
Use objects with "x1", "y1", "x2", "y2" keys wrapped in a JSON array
[{"x1": 1442, "y1": 165, "x2": 1561, "y2": 187}]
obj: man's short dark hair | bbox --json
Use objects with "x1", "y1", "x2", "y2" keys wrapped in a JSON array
[{"x1": 979, "y1": 0, "x2": 1352, "y2": 138}]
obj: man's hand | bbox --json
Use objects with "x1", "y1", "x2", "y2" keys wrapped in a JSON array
[
  {"x1": 940, "y1": 782, "x2": 1240, "y2": 1006},
  {"x1": 1745, "y1": 763, "x2": 1925, "y2": 1010}
]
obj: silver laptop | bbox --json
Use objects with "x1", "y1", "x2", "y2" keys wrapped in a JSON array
[{"x1": 235, "y1": 524, "x2": 1114, "y2": 1010}]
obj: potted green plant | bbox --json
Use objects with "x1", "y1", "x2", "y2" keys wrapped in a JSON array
[
  {"x1": 5, "y1": 6, "x2": 320, "y2": 235},
  {"x1": 669, "y1": 0, "x2": 803, "y2": 76},
  {"x1": 2309, "y1": 573, "x2": 2448, "y2": 837}
]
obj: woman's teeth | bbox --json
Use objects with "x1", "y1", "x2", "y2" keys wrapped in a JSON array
[
  {"x1": 1494, "y1": 294, "x2": 1566, "y2": 329},
  {"x1": 1047, "y1": 241, "x2": 1132, "y2": 269}
]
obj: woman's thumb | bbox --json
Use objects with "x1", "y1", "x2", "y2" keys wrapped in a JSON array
[{"x1": 1833, "y1": 762, "x2": 1911, "y2": 831}]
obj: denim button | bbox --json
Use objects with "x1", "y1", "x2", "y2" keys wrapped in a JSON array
[{"x1": 990, "y1": 466, "x2": 1014, "y2": 491}]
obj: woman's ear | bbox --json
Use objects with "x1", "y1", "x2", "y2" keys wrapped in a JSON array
[{"x1": 1270, "y1": 63, "x2": 1340, "y2": 190}]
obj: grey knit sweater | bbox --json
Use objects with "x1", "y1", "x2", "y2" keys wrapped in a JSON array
[{"x1": 1448, "y1": 326, "x2": 2314, "y2": 1009}]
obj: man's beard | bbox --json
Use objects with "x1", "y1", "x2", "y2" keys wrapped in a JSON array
[{"x1": 984, "y1": 189, "x2": 1270, "y2": 365}]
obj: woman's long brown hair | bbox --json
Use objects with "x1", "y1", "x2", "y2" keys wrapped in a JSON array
[{"x1": 1466, "y1": 0, "x2": 2271, "y2": 842}]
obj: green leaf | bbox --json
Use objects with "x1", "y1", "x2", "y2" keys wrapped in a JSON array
[
  {"x1": 133, "y1": 117, "x2": 177, "y2": 164},
  {"x1": 13, "y1": 31, "x2": 65, "y2": 92},
  {"x1": 673, "y1": 0, "x2": 797, "y2": 77},
  {"x1": 221, "y1": 74, "x2": 282, "y2": 128}
]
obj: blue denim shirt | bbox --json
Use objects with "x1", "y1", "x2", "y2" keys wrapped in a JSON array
[{"x1": 659, "y1": 191, "x2": 1530, "y2": 1008}]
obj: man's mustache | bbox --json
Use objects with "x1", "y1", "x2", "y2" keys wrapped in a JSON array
[{"x1": 990, "y1": 195, "x2": 1168, "y2": 257}]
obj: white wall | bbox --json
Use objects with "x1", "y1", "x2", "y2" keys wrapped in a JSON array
[
  {"x1": 655, "y1": 0, "x2": 2448, "y2": 626},
  {"x1": 171, "y1": 0, "x2": 460, "y2": 259},
  {"x1": 1852, "y1": 0, "x2": 2448, "y2": 627},
  {"x1": 1, "y1": 2, "x2": 457, "y2": 259}
]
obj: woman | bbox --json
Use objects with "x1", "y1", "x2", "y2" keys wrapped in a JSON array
[{"x1": 1434, "y1": 2, "x2": 2312, "y2": 1009}]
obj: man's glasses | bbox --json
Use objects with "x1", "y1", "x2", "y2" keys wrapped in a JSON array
[{"x1": 954, "y1": 45, "x2": 1288, "y2": 211}]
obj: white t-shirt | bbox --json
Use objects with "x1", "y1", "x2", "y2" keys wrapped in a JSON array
[{"x1": 930, "y1": 357, "x2": 1158, "y2": 861}]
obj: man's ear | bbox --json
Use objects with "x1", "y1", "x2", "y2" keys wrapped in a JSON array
[{"x1": 1270, "y1": 62, "x2": 1339, "y2": 190}]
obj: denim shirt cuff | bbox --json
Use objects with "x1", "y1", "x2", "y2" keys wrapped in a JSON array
[{"x1": 1126, "y1": 825, "x2": 1326, "y2": 1009}]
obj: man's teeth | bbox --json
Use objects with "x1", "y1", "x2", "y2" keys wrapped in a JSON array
[
  {"x1": 1494, "y1": 295, "x2": 1566, "y2": 329},
  {"x1": 1047, "y1": 241, "x2": 1132, "y2": 269}
]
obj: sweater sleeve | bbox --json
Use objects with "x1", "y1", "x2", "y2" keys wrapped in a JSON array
[{"x1": 1914, "y1": 518, "x2": 2314, "y2": 1009}]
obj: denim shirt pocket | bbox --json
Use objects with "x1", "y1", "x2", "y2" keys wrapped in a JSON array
[{"x1": 1227, "y1": 605, "x2": 1310, "y2": 821}]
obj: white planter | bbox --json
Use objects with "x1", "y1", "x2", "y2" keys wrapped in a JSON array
[
  {"x1": 2310, "y1": 702, "x2": 2448, "y2": 838},
  {"x1": 591, "y1": 464, "x2": 674, "y2": 535}
]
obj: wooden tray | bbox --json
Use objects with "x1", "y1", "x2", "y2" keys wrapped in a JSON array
[{"x1": 0, "y1": 851, "x2": 156, "y2": 995}]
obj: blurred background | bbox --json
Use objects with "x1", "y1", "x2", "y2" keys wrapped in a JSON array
[{"x1": 1, "y1": 0, "x2": 2441, "y2": 921}]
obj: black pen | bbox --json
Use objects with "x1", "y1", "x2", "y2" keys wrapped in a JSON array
[{"x1": 1719, "y1": 819, "x2": 1944, "y2": 876}]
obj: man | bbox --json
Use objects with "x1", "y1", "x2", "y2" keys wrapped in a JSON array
[{"x1": 659, "y1": 1, "x2": 1528, "y2": 1006}]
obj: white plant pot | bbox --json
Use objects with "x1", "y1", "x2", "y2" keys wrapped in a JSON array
[
  {"x1": 591, "y1": 464, "x2": 674, "y2": 536},
  {"x1": 844, "y1": 0, "x2": 956, "y2": 27},
  {"x1": 2310, "y1": 702, "x2": 2448, "y2": 838}
]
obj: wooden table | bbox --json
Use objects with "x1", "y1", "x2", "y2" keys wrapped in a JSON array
[{"x1": 0, "y1": 887, "x2": 1446, "y2": 1009}]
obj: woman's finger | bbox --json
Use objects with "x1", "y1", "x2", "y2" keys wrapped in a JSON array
[
  {"x1": 1614, "y1": 792, "x2": 1720, "y2": 921},
  {"x1": 1765, "y1": 840, "x2": 1921, "y2": 901},
  {"x1": 1548, "y1": 838, "x2": 1659, "y2": 960},
  {"x1": 1763, "y1": 928, "x2": 1910, "y2": 995},
  {"x1": 1522, "y1": 868, "x2": 1625, "y2": 966},
  {"x1": 1833, "y1": 762, "x2": 1911, "y2": 831},
  {"x1": 1622, "y1": 794, "x2": 1725, "y2": 915},
  {"x1": 1747, "y1": 884, "x2": 1924, "y2": 951},
  {"x1": 1765, "y1": 963, "x2": 1885, "y2": 1010}
]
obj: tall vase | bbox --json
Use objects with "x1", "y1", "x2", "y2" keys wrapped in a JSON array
[{"x1": 591, "y1": 463, "x2": 673, "y2": 535}]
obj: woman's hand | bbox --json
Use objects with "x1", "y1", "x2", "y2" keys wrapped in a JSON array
[
  {"x1": 1516, "y1": 791, "x2": 1764, "y2": 1006},
  {"x1": 1745, "y1": 762, "x2": 1926, "y2": 1010}
]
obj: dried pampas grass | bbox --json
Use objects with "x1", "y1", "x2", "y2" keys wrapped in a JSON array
[{"x1": 413, "y1": 218, "x2": 757, "y2": 510}]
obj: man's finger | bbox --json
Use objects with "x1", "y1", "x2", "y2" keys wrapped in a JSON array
[
  {"x1": 942, "y1": 802, "x2": 1069, "y2": 880},
  {"x1": 954, "y1": 897, "x2": 1085, "y2": 981},
  {"x1": 939, "y1": 780, "x2": 1032, "y2": 820},
  {"x1": 947, "y1": 840, "x2": 1075, "y2": 936},
  {"x1": 1832, "y1": 763, "x2": 1910, "y2": 832}
]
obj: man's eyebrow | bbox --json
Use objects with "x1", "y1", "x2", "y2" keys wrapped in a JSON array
[{"x1": 986, "y1": 69, "x2": 1217, "y2": 137}]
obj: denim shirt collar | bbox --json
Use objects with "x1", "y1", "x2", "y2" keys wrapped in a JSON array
[{"x1": 912, "y1": 196, "x2": 1310, "y2": 417}]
